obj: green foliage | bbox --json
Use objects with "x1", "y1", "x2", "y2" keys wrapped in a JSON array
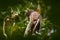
[{"x1": 0, "y1": 0, "x2": 59, "y2": 40}]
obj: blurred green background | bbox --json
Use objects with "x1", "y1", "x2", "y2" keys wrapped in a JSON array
[{"x1": 0, "y1": 0, "x2": 60, "y2": 40}]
